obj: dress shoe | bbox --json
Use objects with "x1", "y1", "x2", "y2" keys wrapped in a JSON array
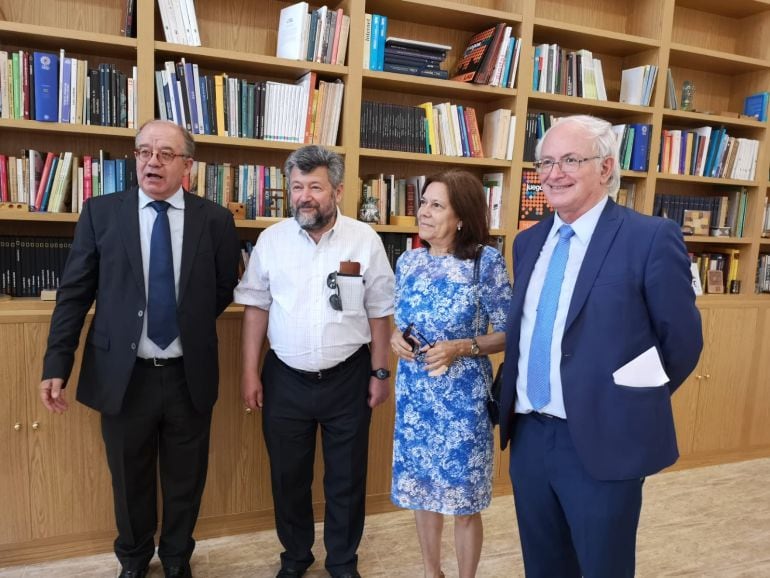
[
  {"x1": 333, "y1": 572, "x2": 361, "y2": 578},
  {"x1": 118, "y1": 569, "x2": 148, "y2": 578},
  {"x1": 163, "y1": 565, "x2": 192, "y2": 577}
]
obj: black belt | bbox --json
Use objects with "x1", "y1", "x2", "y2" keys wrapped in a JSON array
[
  {"x1": 525, "y1": 411, "x2": 565, "y2": 420},
  {"x1": 281, "y1": 345, "x2": 368, "y2": 381},
  {"x1": 136, "y1": 356, "x2": 184, "y2": 367}
]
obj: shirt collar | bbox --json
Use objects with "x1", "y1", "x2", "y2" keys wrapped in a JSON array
[
  {"x1": 550, "y1": 195, "x2": 608, "y2": 245},
  {"x1": 138, "y1": 187, "x2": 185, "y2": 210}
]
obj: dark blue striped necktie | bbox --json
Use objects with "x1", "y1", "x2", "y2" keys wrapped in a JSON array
[{"x1": 147, "y1": 200, "x2": 179, "y2": 349}]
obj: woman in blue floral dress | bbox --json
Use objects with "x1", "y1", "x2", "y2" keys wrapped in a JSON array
[{"x1": 390, "y1": 170, "x2": 513, "y2": 578}]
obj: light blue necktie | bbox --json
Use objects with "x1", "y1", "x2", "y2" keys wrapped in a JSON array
[
  {"x1": 147, "y1": 201, "x2": 179, "y2": 349},
  {"x1": 527, "y1": 224, "x2": 575, "y2": 410}
]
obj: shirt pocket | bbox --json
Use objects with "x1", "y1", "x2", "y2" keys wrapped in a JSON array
[{"x1": 337, "y1": 274, "x2": 365, "y2": 314}]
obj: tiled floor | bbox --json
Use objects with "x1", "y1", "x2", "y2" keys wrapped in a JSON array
[{"x1": 3, "y1": 457, "x2": 770, "y2": 577}]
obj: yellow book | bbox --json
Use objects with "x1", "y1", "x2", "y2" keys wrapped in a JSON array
[
  {"x1": 418, "y1": 102, "x2": 436, "y2": 155},
  {"x1": 683, "y1": 131, "x2": 694, "y2": 175},
  {"x1": 214, "y1": 74, "x2": 226, "y2": 137}
]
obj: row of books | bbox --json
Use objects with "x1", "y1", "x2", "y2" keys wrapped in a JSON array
[
  {"x1": 658, "y1": 127, "x2": 758, "y2": 181},
  {"x1": 691, "y1": 250, "x2": 740, "y2": 295},
  {"x1": 757, "y1": 254, "x2": 770, "y2": 293},
  {"x1": 276, "y1": 3, "x2": 350, "y2": 65},
  {"x1": 0, "y1": 149, "x2": 137, "y2": 212},
  {"x1": 0, "y1": 50, "x2": 137, "y2": 128},
  {"x1": 532, "y1": 45, "x2": 607, "y2": 100},
  {"x1": 156, "y1": 62, "x2": 343, "y2": 145},
  {"x1": 186, "y1": 161, "x2": 288, "y2": 219},
  {"x1": 0, "y1": 236, "x2": 72, "y2": 298},
  {"x1": 619, "y1": 65, "x2": 658, "y2": 107},
  {"x1": 763, "y1": 197, "x2": 770, "y2": 235},
  {"x1": 612, "y1": 123, "x2": 652, "y2": 172},
  {"x1": 654, "y1": 190, "x2": 749, "y2": 237},
  {"x1": 363, "y1": 13, "x2": 388, "y2": 71},
  {"x1": 157, "y1": 0, "x2": 201, "y2": 46},
  {"x1": 453, "y1": 22, "x2": 521, "y2": 88},
  {"x1": 521, "y1": 112, "x2": 556, "y2": 162}
]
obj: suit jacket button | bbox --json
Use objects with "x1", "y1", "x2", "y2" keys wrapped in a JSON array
[
  {"x1": 138, "y1": 310, "x2": 144, "y2": 317},
  {"x1": 130, "y1": 342, "x2": 137, "y2": 350}
]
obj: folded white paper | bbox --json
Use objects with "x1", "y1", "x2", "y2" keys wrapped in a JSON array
[{"x1": 612, "y1": 346, "x2": 669, "y2": 388}]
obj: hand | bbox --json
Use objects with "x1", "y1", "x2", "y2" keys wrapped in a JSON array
[
  {"x1": 241, "y1": 371, "x2": 264, "y2": 410},
  {"x1": 390, "y1": 327, "x2": 417, "y2": 361},
  {"x1": 422, "y1": 340, "x2": 462, "y2": 374},
  {"x1": 368, "y1": 376, "x2": 390, "y2": 408},
  {"x1": 40, "y1": 378, "x2": 69, "y2": 413}
]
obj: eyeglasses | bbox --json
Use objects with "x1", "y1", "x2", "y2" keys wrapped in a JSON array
[
  {"x1": 134, "y1": 148, "x2": 189, "y2": 165},
  {"x1": 533, "y1": 155, "x2": 602, "y2": 174},
  {"x1": 402, "y1": 323, "x2": 437, "y2": 355},
  {"x1": 327, "y1": 272, "x2": 342, "y2": 311}
]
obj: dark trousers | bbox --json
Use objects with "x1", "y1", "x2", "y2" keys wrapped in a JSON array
[
  {"x1": 509, "y1": 413, "x2": 643, "y2": 578},
  {"x1": 262, "y1": 347, "x2": 372, "y2": 576},
  {"x1": 101, "y1": 361, "x2": 212, "y2": 570}
]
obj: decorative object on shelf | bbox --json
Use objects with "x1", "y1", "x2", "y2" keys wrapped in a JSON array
[
  {"x1": 743, "y1": 91, "x2": 769, "y2": 122},
  {"x1": 358, "y1": 196, "x2": 380, "y2": 223},
  {"x1": 680, "y1": 80, "x2": 695, "y2": 112}
]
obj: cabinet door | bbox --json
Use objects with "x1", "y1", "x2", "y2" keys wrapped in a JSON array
[
  {"x1": 23, "y1": 323, "x2": 115, "y2": 540},
  {"x1": 748, "y1": 308, "x2": 770, "y2": 447},
  {"x1": 671, "y1": 310, "x2": 707, "y2": 457},
  {"x1": 691, "y1": 307, "x2": 760, "y2": 453},
  {"x1": 199, "y1": 317, "x2": 273, "y2": 519},
  {"x1": 0, "y1": 324, "x2": 32, "y2": 545}
]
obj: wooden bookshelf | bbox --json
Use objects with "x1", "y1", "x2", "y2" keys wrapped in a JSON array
[{"x1": 1, "y1": 0, "x2": 770, "y2": 565}]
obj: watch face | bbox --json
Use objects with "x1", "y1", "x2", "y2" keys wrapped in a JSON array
[{"x1": 373, "y1": 368, "x2": 390, "y2": 379}]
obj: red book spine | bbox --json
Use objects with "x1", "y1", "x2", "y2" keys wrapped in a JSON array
[
  {"x1": 33, "y1": 151, "x2": 56, "y2": 210},
  {"x1": 83, "y1": 155, "x2": 93, "y2": 200}
]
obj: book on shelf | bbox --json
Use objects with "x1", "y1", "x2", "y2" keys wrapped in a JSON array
[
  {"x1": 743, "y1": 91, "x2": 769, "y2": 122},
  {"x1": 682, "y1": 209, "x2": 711, "y2": 236},
  {"x1": 452, "y1": 23, "x2": 505, "y2": 84},
  {"x1": 481, "y1": 108, "x2": 512, "y2": 160},
  {"x1": 33, "y1": 52, "x2": 58, "y2": 122},
  {"x1": 619, "y1": 65, "x2": 657, "y2": 106},
  {"x1": 276, "y1": 2, "x2": 310, "y2": 60},
  {"x1": 157, "y1": 0, "x2": 201, "y2": 46},
  {"x1": 518, "y1": 169, "x2": 553, "y2": 230},
  {"x1": 121, "y1": 0, "x2": 137, "y2": 38},
  {"x1": 482, "y1": 172, "x2": 504, "y2": 229}
]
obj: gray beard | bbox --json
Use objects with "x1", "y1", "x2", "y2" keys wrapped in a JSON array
[{"x1": 295, "y1": 207, "x2": 335, "y2": 231}]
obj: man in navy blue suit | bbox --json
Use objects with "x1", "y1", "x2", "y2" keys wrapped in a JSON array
[{"x1": 500, "y1": 115, "x2": 703, "y2": 577}]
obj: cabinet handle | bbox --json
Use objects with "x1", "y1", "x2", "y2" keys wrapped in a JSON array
[
  {"x1": 14, "y1": 423, "x2": 22, "y2": 431},
  {"x1": 32, "y1": 422, "x2": 40, "y2": 431},
  {"x1": 695, "y1": 374, "x2": 702, "y2": 380},
  {"x1": 705, "y1": 374, "x2": 711, "y2": 379},
  {"x1": 245, "y1": 407, "x2": 252, "y2": 414}
]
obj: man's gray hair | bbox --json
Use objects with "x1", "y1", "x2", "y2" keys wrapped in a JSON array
[
  {"x1": 284, "y1": 145, "x2": 345, "y2": 189},
  {"x1": 535, "y1": 114, "x2": 621, "y2": 195},
  {"x1": 136, "y1": 119, "x2": 195, "y2": 157}
]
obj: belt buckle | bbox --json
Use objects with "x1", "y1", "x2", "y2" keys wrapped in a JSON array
[{"x1": 153, "y1": 357, "x2": 163, "y2": 367}]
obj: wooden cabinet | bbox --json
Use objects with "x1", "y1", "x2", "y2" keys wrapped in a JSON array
[
  {"x1": 2, "y1": 0, "x2": 770, "y2": 566},
  {"x1": 0, "y1": 314, "x2": 115, "y2": 565}
]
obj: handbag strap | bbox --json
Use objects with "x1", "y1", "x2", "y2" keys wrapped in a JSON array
[{"x1": 471, "y1": 245, "x2": 495, "y2": 402}]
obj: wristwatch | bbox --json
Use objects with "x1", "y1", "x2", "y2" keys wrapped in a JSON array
[
  {"x1": 470, "y1": 338, "x2": 480, "y2": 356},
  {"x1": 371, "y1": 368, "x2": 391, "y2": 380}
]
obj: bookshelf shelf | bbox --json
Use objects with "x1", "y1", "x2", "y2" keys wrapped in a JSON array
[
  {"x1": 527, "y1": 93, "x2": 654, "y2": 116},
  {"x1": 154, "y1": 42, "x2": 349, "y2": 77},
  {"x1": 683, "y1": 235, "x2": 755, "y2": 246},
  {"x1": 661, "y1": 110, "x2": 768, "y2": 130},
  {"x1": 361, "y1": 71, "x2": 517, "y2": 101},
  {"x1": 654, "y1": 173, "x2": 760, "y2": 187},
  {"x1": 0, "y1": 119, "x2": 136, "y2": 139},
  {"x1": 358, "y1": 149, "x2": 512, "y2": 167},
  {"x1": 668, "y1": 45, "x2": 770, "y2": 75},
  {"x1": 0, "y1": 21, "x2": 137, "y2": 56},
  {"x1": 532, "y1": 19, "x2": 660, "y2": 55},
  {"x1": 675, "y1": 0, "x2": 770, "y2": 19},
  {"x1": 191, "y1": 134, "x2": 343, "y2": 154},
  {"x1": 363, "y1": 0, "x2": 523, "y2": 31},
  {"x1": 0, "y1": 210, "x2": 79, "y2": 223}
]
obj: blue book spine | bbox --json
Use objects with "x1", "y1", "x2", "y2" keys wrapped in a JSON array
[
  {"x1": 183, "y1": 62, "x2": 199, "y2": 134},
  {"x1": 456, "y1": 105, "x2": 470, "y2": 157},
  {"x1": 500, "y1": 39, "x2": 516, "y2": 88},
  {"x1": 199, "y1": 75, "x2": 211, "y2": 135},
  {"x1": 630, "y1": 123, "x2": 650, "y2": 171},
  {"x1": 33, "y1": 52, "x2": 59, "y2": 122},
  {"x1": 378, "y1": 15, "x2": 387, "y2": 71},
  {"x1": 370, "y1": 14, "x2": 381, "y2": 71},
  {"x1": 115, "y1": 158, "x2": 126, "y2": 192},
  {"x1": 703, "y1": 128, "x2": 723, "y2": 177},
  {"x1": 60, "y1": 57, "x2": 72, "y2": 123},
  {"x1": 103, "y1": 159, "x2": 117, "y2": 195},
  {"x1": 40, "y1": 156, "x2": 59, "y2": 211}
]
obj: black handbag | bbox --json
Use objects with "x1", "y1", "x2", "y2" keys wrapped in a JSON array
[{"x1": 473, "y1": 246, "x2": 502, "y2": 426}]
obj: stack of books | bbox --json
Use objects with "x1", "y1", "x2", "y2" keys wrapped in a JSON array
[
  {"x1": 382, "y1": 37, "x2": 450, "y2": 80},
  {"x1": 276, "y1": 2, "x2": 350, "y2": 65},
  {"x1": 531, "y1": 44, "x2": 606, "y2": 100}
]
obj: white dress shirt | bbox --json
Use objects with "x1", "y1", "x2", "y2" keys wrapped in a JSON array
[
  {"x1": 137, "y1": 188, "x2": 184, "y2": 359},
  {"x1": 234, "y1": 210, "x2": 395, "y2": 372},
  {"x1": 515, "y1": 196, "x2": 608, "y2": 418}
]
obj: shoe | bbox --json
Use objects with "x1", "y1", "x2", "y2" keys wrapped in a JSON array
[
  {"x1": 276, "y1": 568, "x2": 306, "y2": 577},
  {"x1": 119, "y1": 569, "x2": 148, "y2": 578},
  {"x1": 163, "y1": 565, "x2": 192, "y2": 577},
  {"x1": 333, "y1": 573, "x2": 361, "y2": 578}
]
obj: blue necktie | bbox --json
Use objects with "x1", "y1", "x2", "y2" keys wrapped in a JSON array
[
  {"x1": 147, "y1": 201, "x2": 179, "y2": 350},
  {"x1": 527, "y1": 225, "x2": 575, "y2": 410}
]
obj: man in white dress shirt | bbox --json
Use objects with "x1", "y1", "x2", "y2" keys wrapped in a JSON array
[{"x1": 235, "y1": 145, "x2": 394, "y2": 578}]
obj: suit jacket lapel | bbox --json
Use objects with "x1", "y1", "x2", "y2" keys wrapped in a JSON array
[
  {"x1": 178, "y1": 192, "x2": 205, "y2": 305},
  {"x1": 118, "y1": 188, "x2": 145, "y2": 294},
  {"x1": 565, "y1": 199, "x2": 623, "y2": 331}
]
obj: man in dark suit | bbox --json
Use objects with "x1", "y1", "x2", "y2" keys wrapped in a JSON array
[
  {"x1": 39, "y1": 120, "x2": 240, "y2": 578},
  {"x1": 500, "y1": 115, "x2": 703, "y2": 577}
]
